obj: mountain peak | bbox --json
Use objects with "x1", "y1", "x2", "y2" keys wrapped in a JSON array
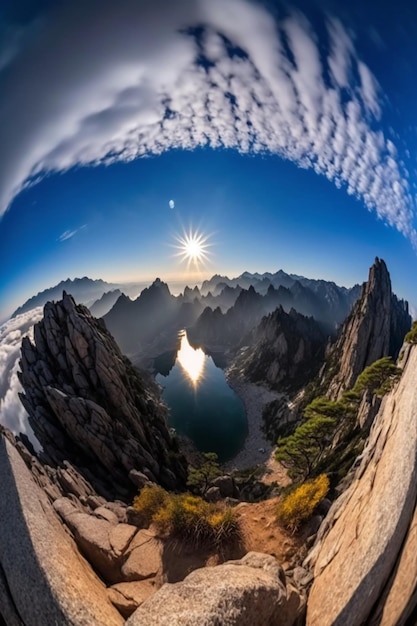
[{"x1": 322, "y1": 258, "x2": 411, "y2": 398}]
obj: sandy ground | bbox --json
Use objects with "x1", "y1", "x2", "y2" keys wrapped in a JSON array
[{"x1": 223, "y1": 374, "x2": 281, "y2": 469}]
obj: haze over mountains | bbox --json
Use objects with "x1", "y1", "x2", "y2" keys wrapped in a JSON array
[{"x1": 11, "y1": 278, "x2": 145, "y2": 319}]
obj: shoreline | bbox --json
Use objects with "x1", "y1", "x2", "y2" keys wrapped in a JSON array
[{"x1": 223, "y1": 373, "x2": 283, "y2": 472}]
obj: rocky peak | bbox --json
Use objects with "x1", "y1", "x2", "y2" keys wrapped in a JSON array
[
  {"x1": 322, "y1": 258, "x2": 411, "y2": 399},
  {"x1": 235, "y1": 307, "x2": 327, "y2": 392},
  {"x1": 18, "y1": 293, "x2": 187, "y2": 499}
]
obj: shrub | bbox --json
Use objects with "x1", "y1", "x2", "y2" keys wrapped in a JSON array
[
  {"x1": 405, "y1": 321, "x2": 417, "y2": 344},
  {"x1": 276, "y1": 474, "x2": 330, "y2": 533},
  {"x1": 133, "y1": 485, "x2": 241, "y2": 548},
  {"x1": 132, "y1": 485, "x2": 169, "y2": 526}
]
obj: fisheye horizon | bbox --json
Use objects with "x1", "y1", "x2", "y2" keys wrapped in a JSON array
[{"x1": 1, "y1": 0, "x2": 417, "y2": 320}]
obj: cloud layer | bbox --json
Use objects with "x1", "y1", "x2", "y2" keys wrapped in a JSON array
[
  {"x1": 0, "y1": 308, "x2": 42, "y2": 441},
  {"x1": 0, "y1": 0, "x2": 415, "y2": 243}
]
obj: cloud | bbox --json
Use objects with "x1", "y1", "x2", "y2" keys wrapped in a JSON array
[
  {"x1": 57, "y1": 224, "x2": 87, "y2": 242},
  {"x1": 169, "y1": 199, "x2": 175, "y2": 209},
  {"x1": 0, "y1": 308, "x2": 43, "y2": 444},
  {"x1": 0, "y1": 0, "x2": 415, "y2": 245}
]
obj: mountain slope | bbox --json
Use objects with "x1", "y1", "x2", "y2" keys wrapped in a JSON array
[
  {"x1": 321, "y1": 258, "x2": 411, "y2": 399},
  {"x1": 18, "y1": 293, "x2": 187, "y2": 498}
]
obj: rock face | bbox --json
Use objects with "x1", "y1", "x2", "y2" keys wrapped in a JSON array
[
  {"x1": 0, "y1": 434, "x2": 123, "y2": 626},
  {"x1": 322, "y1": 258, "x2": 411, "y2": 399},
  {"x1": 126, "y1": 552, "x2": 305, "y2": 626},
  {"x1": 305, "y1": 341, "x2": 417, "y2": 626},
  {"x1": 235, "y1": 307, "x2": 327, "y2": 392},
  {"x1": 18, "y1": 293, "x2": 187, "y2": 498}
]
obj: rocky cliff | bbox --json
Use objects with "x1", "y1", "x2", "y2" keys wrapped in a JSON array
[
  {"x1": 18, "y1": 293, "x2": 187, "y2": 499},
  {"x1": 305, "y1": 339, "x2": 417, "y2": 625},
  {"x1": 321, "y1": 258, "x2": 411, "y2": 399},
  {"x1": 234, "y1": 307, "x2": 327, "y2": 392}
]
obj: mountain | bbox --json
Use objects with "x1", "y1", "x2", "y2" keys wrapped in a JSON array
[
  {"x1": 104, "y1": 279, "x2": 176, "y2": 355},
  {"x1": 236, "y1": 307, "x2": 327, "y2": 392},
  {"x1": 12, "y1": 277, "x2": 121, "y2": 317},
  {"x1": 320, "y1": 258, "x2": 411, "y2": 399},
  {"x1": 89, "y1": 289, "x2": 122, "y2": 318},
  {"x1": 188, "y1": 285, "x2": 265, "y2": 349},
  {"x1": 189, "y1": 281, "x2": 342, "y2": 353},
  {"x1": 18, "y1": 292, "x2": 187, "y2": 498},
  {"x1": 200, "y1": 270, "x2": 360, "y2": 327}
]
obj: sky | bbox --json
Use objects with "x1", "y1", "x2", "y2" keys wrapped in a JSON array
[{"x1": 1, "y1": 0, "x2": 417, "y2": 322}]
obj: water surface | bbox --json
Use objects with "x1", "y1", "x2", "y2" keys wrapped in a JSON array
[{"x1": 156, "y1": 331, "x2": 247, "y2": 462}]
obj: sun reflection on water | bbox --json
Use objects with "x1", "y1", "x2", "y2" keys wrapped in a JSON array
[{"x1": 177, "y1": 331, "x2": 205, "y2": 385}]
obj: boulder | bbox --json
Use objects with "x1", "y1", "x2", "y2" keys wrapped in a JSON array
[
  {"x1": 212, "y1": 475, "x2": 235, "y2": 498},
  {"x1": 126, "y1": 552, "x2": 304, "y2": 626},
  {"x1": 107, "y1": 580, "x2": 157, "y2": 618},
  {"x1": 53, "y1": 497, "x2": 138, "y2": 583},
  {"x1": 0, "y1": 435, "x2": 123, "y2": 626},
  {"x1": 121, "y1": 529, "x2": 163, "y2": 582}
]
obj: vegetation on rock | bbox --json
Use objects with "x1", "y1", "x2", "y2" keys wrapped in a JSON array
[
  {"x1": 187, "y1": 452, "x2": 222, "y2": 495},
  {"x1": 405, "y1": 321, "x2": 417, "y2": 344},
  {"x1": 275, "y1": 416, "x2": 336, "y2": 481},
  {"x1": 276, "y1": 474, "x2": 329, "y2": 533},
  {"x1": 133, "y1": 485, "x2": 241, "y2": 548},
  {"x1": 275, "y1": 357, "x2": 403, "y2": 483},
  {"x1": 353, "y1": 357, "x2": 402, "y2": 397}
]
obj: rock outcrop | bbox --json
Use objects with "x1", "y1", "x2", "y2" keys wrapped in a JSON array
[
  {"x1": 305, "y1": 341, "x2": 417, "y2": 625},
  {"x1": 0, "y1": 434, "x2": 124, "y2": 626},
  {"x1": 126, "y1": 552, "x2": 305, "y2": 626},
  {"x1": 18, "y1": 293, "x2": 187, "y2": 498},
  {"x1": 235, "y1": 307, "x2": 327, "y2": 392},
  {"x1": 321, "y1": 258, "x2": 411, "y2": 399}
]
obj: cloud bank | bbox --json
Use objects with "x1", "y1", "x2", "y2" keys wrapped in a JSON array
[
  {"x1": 0, "y1": 0, "x2": 415, "y2": 243},
  {"x1": 0, "y1": 308, "x2": 43, "y2": 441}
]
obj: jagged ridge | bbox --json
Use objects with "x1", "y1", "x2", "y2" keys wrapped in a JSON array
[{"x1": 18, "y1": 293, "x2": 187, "y2": 499}]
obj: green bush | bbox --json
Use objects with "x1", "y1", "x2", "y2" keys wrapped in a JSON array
[
  {"x1": 353, "y1": 357, "x2": 402, "y2": 397},
  {"x1": 187, "y1": 452, "x2": 222, "y2": 495},
  {"x1": 276, "y1": 474, "x2": 330, "y2": 533},
  {"x1": 275, "y1": 416, "x2": 336, "y2": 480},
  {"x1": 405, "y1": 321, "x2": 417, "y2": 344}
]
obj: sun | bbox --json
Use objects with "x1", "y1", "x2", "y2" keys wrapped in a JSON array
[{"x1": 174, "y1": 229, "x2": 211, "y2": 271}]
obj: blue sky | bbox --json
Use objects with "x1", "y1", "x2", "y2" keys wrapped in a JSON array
[{"x1": 0, "y1": 0, "x2": 417, "y2": 321}]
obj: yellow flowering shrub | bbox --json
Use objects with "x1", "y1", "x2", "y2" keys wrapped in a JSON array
[
  {"x1": 132, "y1": 485, "x2": 169, "y2": 526},
  {"x1": 133, "y1": 485, "x2": 241, "y2": 547},
  {"x1": 277, "y1": 474, "x2": 330, "y2": 533}
]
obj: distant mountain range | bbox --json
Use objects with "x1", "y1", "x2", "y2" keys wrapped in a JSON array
[
  {"x1": 12, "y1": 270, "x2": 363, "y2": 361},
  {"x1": 11, "y1": 277, "x2": 145, "y2": 318}
]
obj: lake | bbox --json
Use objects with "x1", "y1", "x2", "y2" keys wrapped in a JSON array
[{"x1": 156, "y1": 331, "x2": 247, "y2": 462}]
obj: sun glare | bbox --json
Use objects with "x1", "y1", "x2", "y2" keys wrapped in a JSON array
[
  {"x1": 174, "y1": 229, "x2": 211, "y2": 271},
  {"x1": 177, "y1": 331, "x2": 205, "y2": 385}
]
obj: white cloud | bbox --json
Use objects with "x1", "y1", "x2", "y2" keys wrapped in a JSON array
[
  {"x1": 169, "y1": 199, "x2": 175, "y2": 209},
  {"x1": 57, "y1": 224, "x2": 87, "y2": 242},
  {"x1": 0, "y1": 0, "x2": 415, "y2": 245},
  {"x1": 0, "y1": 308, "x2": 43, "y2": 444}
]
